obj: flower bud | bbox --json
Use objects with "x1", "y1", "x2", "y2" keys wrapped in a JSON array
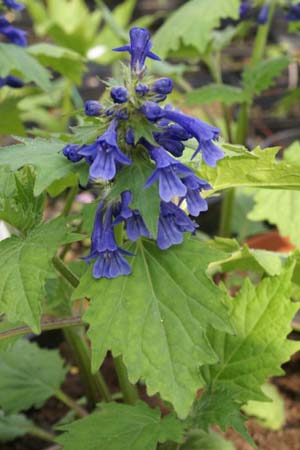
[
  {"x1": 152, "y1": 78, "x2": 173, "y2": 95},
  {"x1": 140, "y1": 101, "x2": 164, "y2": 120},
  {"x1": 85, "y1": 100, "x2": 103, "y2": 117},
  {"x1": 62, "y1": 144, "x2": 83, "y2": 163},
  {"x1": 111, "y1": 86, "x2": 128, "y2": 104},
  {"x1": 135, "y1": 82, "x2": 149, "y2": 96}
]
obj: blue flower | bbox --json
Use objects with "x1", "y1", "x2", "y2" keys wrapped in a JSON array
[
  {"x1": 0, "y1": 75, "x2": 24, "y2": 88},
  {"x1": 180, "y1": 174, "x2": 211, "y2": 216},
  {"x1": 239, "y1": 0, "x2": 252, "y2": 19},
  {"x1": 286, "y1": 3, "x2": 300, "y2": 21},
  {"x1": 125, "y1": 128, "x2": 135, "y2": 145},
  {"x1": 86, "y1": 204, "x2": 132, "y2": 279},
  {"x1": 111, "y1": 86, "x2": 128, "y2": 104},
  {"x1": 85, "y1": 100, "x2": 102, "y2": 117},
  {"x1": 135, "y1": 82, "x2": 149, "y2": 96},
  {"x1": 114, "y1": 191, "x2": 150, "y2": 241},
  {"x1": 257, "y1": 3, "x2": 269, "y2": 25},
  {"x1": 144, "y1": 145, "x2": 192, "y2": 202},
  {"x1": 140, "y1": 101, "x2": 164, "y2": 121},
  {"x1": 152, "y1": 78, "x2": 173, "y2": 95},
  {"x1": 62, "y1": 144, "x2": 84, "y2": 163},
  {"x1": 162, "y1": 108, "x2": 223, "y2": 167},
  {"x1": 154, "y1": 124, "x2": 191, "y2": 157},
  {"x1": 113, "y1": 27, "x2": 160, "y2": 72},
  {"x1": 3, "y1": 0, "x2": 24, "y2": 10},
  {"x1": 0, "y1": 17, "x2": 27, "y2": 46},
  {"x1": 157, "y1": 201, "x2": 197, "y2": 250},
  {"x1": 78, "y1": 119, "x2": 131, "y2": 180}
]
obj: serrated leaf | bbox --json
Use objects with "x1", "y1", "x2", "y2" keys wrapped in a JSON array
[
  {"x1": 0, "y1": 167, "x2": 45, "y2": 233},
  {"x1": 0, "y1": 410, "x2": 33, "y2": 442},
  {"x1": 28, "y1": 43, "x2": 85, "y2": 84},
  {"x1": 0, "y1": 217, "x2": 80, "y2": 332},
  {"x1": 186, "y1": 84, "x2": 245, "y2": 106},
  {"x1": 153, "y1": 0, "x2": 239, "y2": 57},
  {"x1": 201, "y1": 266, "x2": 299, "y2": 403},
  {"x1": 57, "y1": 401, "x2": 184, "y2": 450},
  {"x1": 0, "y1": 137, "x2": 88, "y2": 195},
  {"x1": 73, "y1": 238, "x2": 232, "y2": 418},
  {"x1": 232, "y1": 189, "x2": 267, "y2": 240},
  {"x1": 191, "y1": 389, "x2": 254, "y2": 446},
  {"x1": 0, "y1": 43, "x2": 51, "y2": 91},
  {"x1": 0, "y1": 97, "x2": 25, "y2": 136},
  {"x1": 0, "y1": 340, "x2": 67, "y2": 413},
  {"x1": 198, "y1": 146, "x2": 300, "y2": 194},
  {"x1": 242, "y1": 383, "x2": 285, "y2": 431},
  {"x1": 243, "y1": 57, "x2": 290, "y2": 98},
  {"x1": 109, "y1": 157, "x2": 160, "y2": 238},
  {"x1": 181, "y1": 429, "x2": 235, "y2": 450}
]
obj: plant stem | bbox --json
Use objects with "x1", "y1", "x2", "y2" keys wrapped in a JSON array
[
  {"x1": 114, "y1": 356, "x2": 139, "y2": 405},
  {"x1": 54, "y1": 388, "x2": 88, "y2": 418},
  {"x1": 0, "y1": 317, "x2": 83, "y2": 341},
  {"x1": 62, "y1": 185, "x2": 78, "y2": 217},
  {"x1": 219, "y1": 188, "x2": 235, "y2": 237},
  {"x1": 52, "y1": 255, "x2": 112, "y2": 404},
  {"x1": 29, "y1": 425, "x2": 56, "y2": 443}
]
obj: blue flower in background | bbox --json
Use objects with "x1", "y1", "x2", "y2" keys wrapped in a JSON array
[
  {"x1": 239, "y1": 0, "x2": 251, "y2": 19},
  {"x1": 257, "y1": 3, "x2": 269, "y2": 25},
  {"x1": 0, "y1": 75, "x2": 24, "y2": 88},
  {"x1": 0, "y1": 16, "x2": 27, "y2": 46},
  {"x1": 113, "y1": 27, "x2": 160, "y2": 72},
  {"x1": 286, "y1": 3, "x2": 300, "y2": 21},
  {"x1": 157, "y1": 201, "x2": 197, "y2": 250},
  {"x1": 114, "y1": 191, "x2": 150, "y2": 241},
  {"x1": 87, "y1": 204, "x2": 132, "y2": 279},
  {"x1": 3, "y1": 0, "x2": 24, "y2": 10},
  {"x1": 78, "y1": 119, "x2": 131, "y2": 180},
  {"x1": 144, "y1": 145, "x2": 192, "y2": 202}
]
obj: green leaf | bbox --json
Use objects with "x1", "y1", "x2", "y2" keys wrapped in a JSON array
[
  {"x1": 0, "y1": 340, "x2": 67, "y2": 413},
  {"x1": 28, "y1": 43, "x2": 85, "y2": 84},
  {"x1": 74, "y1": 238, "x2": 232, "y2": 418},
  {"x1": 0, "y1": 43, "x2": 51, "y2": 91},
  {"x1": 191, "y1": 389, "x2": 254, "y2": 446},
  {"x1": 201, "y1": 266, "x2": 299, "y2": 403},
  {"x1": 242, "y1": 57, "x2": 290, "y2": 99},
  {"x1": 0, "y1": 137, "x2": 88, "y2": 195},
  {"x1": 153, "y1": 0, "x2": 239, "y2": 57},
  {"x1": 0, "y1": 167, "x2": 45, "y2": 233},
  {"x1": 0, "y1": 97, "x2": 25, "y2": 136},
  {"x1": 231, "y1": 189, "x2": 267, "y2": 240},
  {"x1": 186, "y1": 84, "x2": 245, "y2": 106},
  {"x1": 0, "y1": 410, "x2": 33, "y2": 442},
  {"x1": 181, "y1": 429, "x2": 235, "y2": 450},
  {"x1": 198, "y1": 146, "x2": 300, "y2": 194},
  {"x1": 57, "y1": 401, "x2": 184, "y2": 450},
  {"x1": 109, "y1": 157, "x2": 160, "y2": 238},
  {"x1": 0, "y1": 217, "x2": 80, "y2": 332},
  {"x1": 44, "y1": 277, "x2": 72, "y2": 317},
  {"x1": 242, "y1": 383, "x2": 285, "y2": 431}
]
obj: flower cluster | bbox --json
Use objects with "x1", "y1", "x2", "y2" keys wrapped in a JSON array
[
  {"x1": 62, "y1": 27, "x2": 223, "y2": 279},
  {"x1": 0, "y1": 0, "x2": 26, "y2": 88},
  {"x1": 239, "y1": 1, "x2": 270, "y2": 25}
]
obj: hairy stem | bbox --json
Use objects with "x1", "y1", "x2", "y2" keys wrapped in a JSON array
[
  {"x1": 54, "y1": 388, "x2": 88, "y2": 418},
  {"x1": 62, "y1": 185, "x2": 78, "y2": 217},
  {"x1": 114, "y1": 356, "x2": 139, "y2": 405},
  {"x1": 29, "y1": 425, "x2": 56, "y2": 443},
  {"x1": 219, "y1": 188, "x2": 235, "y2": 237}
]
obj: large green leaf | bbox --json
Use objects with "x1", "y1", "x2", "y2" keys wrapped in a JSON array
[
  {"x1": 0, "y1": 97, "x2": 25, "y2": 136},
  {"x1": 248, "y1": 142, "x2": 300, "y2": 246},
  {"x1": 74, "y1": 238, "x2": 232, "y2": 418},
  {"x1": 0, "y1": 167, "x2": 45, "y2": 233},
  {"x1": 0, "y1": 43, "x2": 51, "y2": 91},
  {"x1": 186, "y1": 84, "x2": 245, "y2": 106},
  {"x1": 57, "y1": 401, "x2": 183, "y2": 450},
  {"x1": 181, "y1": 429, "x2": 235, "y2": 450},
  {"x1": 0, "y1": 217, "x2": 80, "y2": 332},
  {"x1": 0, "y1": 137, "x2": 88, "y2": 195},
  {"x1": 28, "y1": 43, "x2": 85, "y2": 84},
  {"x1": 0, "y1": 340, "x2": 67, "y2": 413},
  {"x1": 153, "y1": 0, "x2": 239, "y2": 57},
  {"x1": 109, "y1": 157, "x2": 160, "y2": 238},
  {"x1": 0, "y1": 411, "x2": 34, "y2": 442},
  {"x1": 201, "y1": 266, "x2": 299, "y2": 403},
  {"x1": 198, "y1": 146, "x2": 300, "y2": 194}
]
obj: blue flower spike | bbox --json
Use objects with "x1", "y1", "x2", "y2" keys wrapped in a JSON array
[{"x1": 62, "y1": 26, "x2": 224, "y2": 279}]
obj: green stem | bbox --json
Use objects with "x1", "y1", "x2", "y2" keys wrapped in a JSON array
[
  {"x1": 62, "y1": 185, "x2": 78, "y2": 217},
  {"x1": 219, "y1": 188, "x2": 235, "y2": 237},
  {"x1": 54, "y1": 388, "x2": 88, "y2": 418},
  {"x1": 29, "y1": 426, "x2": 56, "y2": 443},
  {"x1": 114, "y1": 356, "x2": 139, "y2": 405},
  {"x1": 52, "y1": 255, "x2": 112, "y2": 404}
]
